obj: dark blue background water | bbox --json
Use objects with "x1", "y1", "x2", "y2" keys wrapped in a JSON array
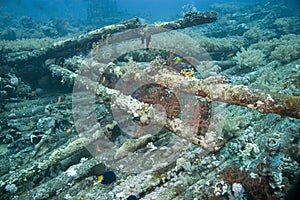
[
  {"x1": 0, "y1": 0, "x2": 299, "y2": 26},
  {"x1": 0, "y1": 0, "x2": 267, "y2": 22}
]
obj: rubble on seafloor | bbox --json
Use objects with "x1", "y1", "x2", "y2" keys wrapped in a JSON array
[{"x1": 0, "y1": 1, "x2": 300, "y2": 200}]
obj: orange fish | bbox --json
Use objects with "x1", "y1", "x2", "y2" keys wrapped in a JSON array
[
  {"x1": 101, "y1": 76, "x2": 106, "y2": 84},
  {"x1": 227, "y1": 53, "x2": 235, "y2": 57},
  {"x1": 225, "y1": 13, "x2": 231, "y2": 17},
  {"x1": 57, "y1": 96, "x2": 61, "y2": 105},
  {"x1": 63, "y1": 21, "x2": 69, "y2": 26},
  {"x1": 147, "y1": 42, "x2": 152, "y2": 49},
  {"x1": 66, "y1": 128, "x2": 72, "y2": 134}
]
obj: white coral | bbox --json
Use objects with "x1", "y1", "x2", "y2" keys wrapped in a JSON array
[
  {"x1": 269, "y1": 35, "x2": 300, "y2": 63},
  {"x1": 66, "y1": 166, "x2": 77, "y2": 178},
  {"x1": 232, "y1": 183, "x2": 245, "y2": 198},
  {"x1": 234, "y1": 47, "x2": 266, "y2": 69}
]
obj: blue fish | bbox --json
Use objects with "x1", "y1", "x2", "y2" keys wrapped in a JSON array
[
  {"x1": 127, "y1": 195, "x2": 138, "y2": 200},
  {"x1": 97, "y1": 171, "x2": 116, "y2": 185}
]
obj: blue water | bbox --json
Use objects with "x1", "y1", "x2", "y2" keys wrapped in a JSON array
[
  {"x1": 1, "y1": 0, "x2": 299, "y2": 28},
  {"x1": 117, "y1": 0, "x2": 258, "y2": 19},
  {"x1": 0, "y1": 0, "x2": 284, "y2": 22}
]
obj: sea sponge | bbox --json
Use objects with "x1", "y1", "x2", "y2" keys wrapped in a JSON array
[{"x1": 234, "y1": 47, "x2": 266, "y2": 69}]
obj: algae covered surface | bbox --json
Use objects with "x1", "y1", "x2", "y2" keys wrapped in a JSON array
[{"x1": 0, "y1": 1, "x2": 300, "y2": 200}]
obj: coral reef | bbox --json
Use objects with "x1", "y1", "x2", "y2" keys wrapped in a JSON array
[
  {"x1": 274, "y1": 17, "x2": 300, "y2": 34},
  {"x1": 243, "y1": 27, "x2": 262, "y2": 43},
  {"x1": 269, "y1": 34, "x2": 300, "y2": 63},
  {"x1": 0, "y1": 1, "x2": 299, "y2": 200},
  {"x1": 233, "y1": 47, "x2": 266, "y2": 69},
  {"x1": 247, "y1": 34, "x2": 300, "y2": 64}
]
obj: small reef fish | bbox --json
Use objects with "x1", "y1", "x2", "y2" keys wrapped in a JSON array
[
  {"x1": 170, "y1": 56, "x2": 187, "y2": 67},
  {"x1": 174, "y1": 57, "x2": 183, "y2": 64},
  {"x1": 101, "y1": 76, "x2": 106, "y2": 84},
  {"x1": 97, "y1": 171, "x2": 116, "y2": 185},
  {"x1": 227, "y1": 53, "x2": 235, "y2": 57},
  {"x1": 66, "y1": 128, "x2": 71, "y2": 134},
  {"x1": 127, "y1": 195, "x2": 138, "y2": 200},
  {"x1": 57, "y1": 96, "x2": 61, "y2": 105}
]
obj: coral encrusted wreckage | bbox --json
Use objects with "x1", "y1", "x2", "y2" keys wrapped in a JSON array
[{"x1": 0, "y1": 5, "x2": 299, "y2": 200}]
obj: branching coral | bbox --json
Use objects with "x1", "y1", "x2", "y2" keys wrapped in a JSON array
[
  {"x1": 274, "y1": 17, "x2": 300, "y2": 34},
  {"x1": 243, "y1": 27, "x2": 262, "y2": 43},
  {"x1": 269, "y1": 35, "x2": 300, "y2": 63},
  {"x1": 248, "y1": 34, "x2": 300, "y2": 64},
  {"x1": 233, "y1": 47, "x2": 266, "y2": 69}
]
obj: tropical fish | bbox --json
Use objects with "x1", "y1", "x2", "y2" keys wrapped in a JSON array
[
  {"x1": 57, "y1": 96, "x2": 61, "y2": 105},
  {"x1": 174, "y1": 57, "x2": 183, "y2": 64},
  {"x1": 227, "y1": 53, "x2": 235, "y2": 57},
  {"x1": 127, "y1": 195, "x2": 138, "y2": 200},
  {"x1": 97, "y1": 171, "x2": 116, "y2": 185},
  {"x1": 66, "y1": 128, "x2": 71, "y2": 134}
]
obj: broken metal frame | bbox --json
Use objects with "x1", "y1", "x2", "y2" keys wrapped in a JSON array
[
  {"x1": 1, "y1": 11, "x2": 299, "y2": 199},
  {"x1": 45, "y1": 12, "x2": 300, "y2": 152}
]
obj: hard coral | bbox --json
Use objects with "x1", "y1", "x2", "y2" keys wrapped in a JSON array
[{"x1": 234, "y1": 47, "x2": 266, "y2": 69}]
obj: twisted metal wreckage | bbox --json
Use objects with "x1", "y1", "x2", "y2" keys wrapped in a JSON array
[
  {"x1": 1, "y1": 11, "x2": 300, "y2": 199},
  {"x1": 5, "y1": 11, "x2": 299, "y2": 120}
]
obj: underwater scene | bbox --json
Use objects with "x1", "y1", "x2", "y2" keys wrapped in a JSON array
[{"x1": 0, "y1": 0, "x2": 300, "y2": 199}]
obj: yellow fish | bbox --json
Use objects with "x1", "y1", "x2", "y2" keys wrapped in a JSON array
[
  {"x1": 97, "y1": 175, "x2": 103, "y2": 182},
  {"x1": 174, "y1": 57, "x2": 183, "y2": 64}
]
